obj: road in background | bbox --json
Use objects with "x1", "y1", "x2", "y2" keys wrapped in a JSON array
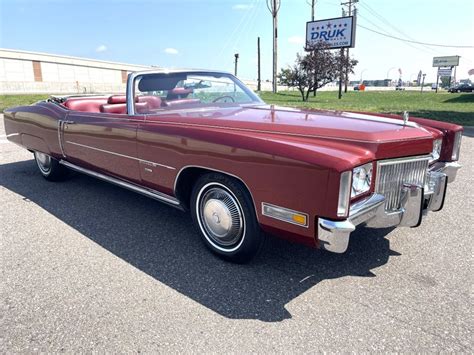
[{"x1": 1, "y1": 115, "x2": 472, "y2": 352}]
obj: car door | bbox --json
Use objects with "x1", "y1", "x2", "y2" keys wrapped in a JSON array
[{"x1": 61, "y1": 111, "x2": 145, "y2": 184}]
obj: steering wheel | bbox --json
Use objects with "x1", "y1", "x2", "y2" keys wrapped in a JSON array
[{"x1": 212, "y1": 95, "x2": 235, "y2": 103}]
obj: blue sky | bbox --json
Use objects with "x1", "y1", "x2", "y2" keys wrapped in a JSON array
[{"x1": 1, "y1": 0, "x2": 473, "y2": 82}]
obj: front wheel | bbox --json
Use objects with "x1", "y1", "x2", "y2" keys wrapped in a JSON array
[
  {"x1": 190, "y1": 173, "x2": 265, "y2": 263},
  {"x1": 34, "y1": 151, "x2": 69, "y2": 181}
]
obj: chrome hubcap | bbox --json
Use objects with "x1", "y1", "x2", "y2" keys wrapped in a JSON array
[
  {"x1": 35, "y1": 152, "x2": 52, "y2": 173},
  {"x1": 199, "y1": 187, "x2": 243, "y2": 248}
]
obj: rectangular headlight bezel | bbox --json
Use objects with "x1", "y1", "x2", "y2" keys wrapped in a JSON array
[
  {"x1": 337, "y1": 171, "x2": 352, "y2": 217},
  {"x1": 451, "y1": 131, "x2": 462, "y2": 161}
]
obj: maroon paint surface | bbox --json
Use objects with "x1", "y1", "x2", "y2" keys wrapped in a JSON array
[{"x1": 3, "y1": 100, "x2": 462, "y2": 247}]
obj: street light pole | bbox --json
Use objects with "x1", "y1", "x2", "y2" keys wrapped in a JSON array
[
  {"x1": 360, "y1": 69, "x2": 367, "y2": 83},
  {"x1": 386, "y1": 67, "x2": 396, "y2": 85},
  {"x1": 234, "y1": 53, "x2": 239, "y2": 76}
]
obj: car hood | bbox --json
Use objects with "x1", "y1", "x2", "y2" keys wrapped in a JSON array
[
  {"x1": 146, "y1": 104, "x2": 436, "y2": 169},
  {"x1": 155, "y1": 104, "x2": 435, "y2": 143}
]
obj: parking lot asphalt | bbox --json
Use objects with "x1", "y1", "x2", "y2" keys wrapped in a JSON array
[{"x1": 1, "y1": 115, "x2": 473, "y2": 352}]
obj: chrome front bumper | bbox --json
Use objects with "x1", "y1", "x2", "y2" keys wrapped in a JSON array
[{"x1": 318, "y1": 161, "x2": 461, "y2": 253}]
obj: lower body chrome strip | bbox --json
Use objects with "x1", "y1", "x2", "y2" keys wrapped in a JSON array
[{"x1": 59, "y1": 160, "x2": 183, "y2": 210}]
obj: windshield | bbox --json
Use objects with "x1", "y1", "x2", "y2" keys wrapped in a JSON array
[{"x1": 133, "y1": 71, "x2": 262, "y2": 113}]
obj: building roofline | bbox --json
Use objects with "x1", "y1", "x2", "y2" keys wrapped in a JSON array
[{"x1": 0, "y1": 48, "x2": 152, "y2": 70}]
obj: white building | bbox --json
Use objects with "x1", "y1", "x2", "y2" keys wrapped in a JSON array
[{"x1": 0, "y1": 48, "x2": 151, "y2": 94}]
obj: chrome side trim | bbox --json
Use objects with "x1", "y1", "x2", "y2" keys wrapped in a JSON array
[
  {"x1": 65, "y1": 141, "x2": 176, "y2": 170},
  {"x1": 57, "y1": 120, "x2": 66, "y2": 157},
  {"x1": 59, "y1": 160, "x2": 183, "y2": 209}
]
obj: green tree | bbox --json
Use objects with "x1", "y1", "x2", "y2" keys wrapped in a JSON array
[{"x1": 278, "y1": 42, "x2": 357, "y2": 101}]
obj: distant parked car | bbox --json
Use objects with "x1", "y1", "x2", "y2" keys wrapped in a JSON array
[
  {"x1": 448, "y1": 83, "x2": 474, "y2": 93},
  {"x1": 353, "y1": 84, "x2": 366, "y2": 91}
]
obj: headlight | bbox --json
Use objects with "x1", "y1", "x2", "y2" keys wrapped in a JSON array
[
  {"x1": 429, "y1": 139, "x2": 442, "y2": 163},
  {"x1": 351, "y1": 163, "x2": 373, "y2": 198},
  {"x1": 451, "y1": 131, "x2": 462, "y2": 161}
]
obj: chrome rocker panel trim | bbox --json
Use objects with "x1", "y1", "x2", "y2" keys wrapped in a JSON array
[
  {"x1": 59, "y1": 160, "x2": 183, "y2": 210},
  {"x1": 318, "y1": 161, "x2": 460, "y2": 254}
]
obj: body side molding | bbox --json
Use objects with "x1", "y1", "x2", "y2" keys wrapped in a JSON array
[{"x1": 59, "y1": 160, "x2": 183, "y2": 210}]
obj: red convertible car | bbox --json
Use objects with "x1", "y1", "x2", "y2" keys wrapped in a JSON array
[{"x1": 4, "y1": 70, "x2": 463, "y2": 263}]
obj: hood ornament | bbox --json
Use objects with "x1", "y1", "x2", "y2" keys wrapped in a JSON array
[{"x1": 403, "y1": 111, "x2": 410, "y2": 125}]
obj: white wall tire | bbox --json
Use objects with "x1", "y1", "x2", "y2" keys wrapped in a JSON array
[
  {"x1": 190, "y1": 173, "x2": 265, "y2": 263},
  {"x1": 34, "y1": 152, "x2": 69, "y2": 181}
]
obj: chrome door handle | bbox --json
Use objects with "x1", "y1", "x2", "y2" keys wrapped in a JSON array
[{"x1": 64, "y1": 120, "x2": 75, "y2": 124}]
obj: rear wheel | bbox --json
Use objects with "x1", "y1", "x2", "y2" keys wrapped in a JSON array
[
  {"x1": 190, "y1": 173, "x2": 265, "y2": 263},
  {"x1": 34, "y1": 151, "x2": 69, "y2": 181}
]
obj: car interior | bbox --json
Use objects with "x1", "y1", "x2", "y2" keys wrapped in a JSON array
[{"x1": 61, "y1": 89, "x2": 201, "y2": 115}]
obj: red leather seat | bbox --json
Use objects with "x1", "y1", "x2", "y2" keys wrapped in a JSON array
[
  {"x1": 63, "y1": 97, "x2": 108, "y2": 112},
  {"x1": 107, "y1": 95, "x2": 127, "y2": 104},
  {"x1": 99, "y1": 95, "x2": 133, "y2": 114},
  {"x1": 100, "y1": 103, "x2": 127, "y2": 114},
  {"x1": 137, "y1": 95, "x2": 162, "y2": 109},
  {"x1": 99, "y1": 102, "x2": 149, "y2": 114}
]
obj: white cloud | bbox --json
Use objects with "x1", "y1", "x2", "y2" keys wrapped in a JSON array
[
  {"x1": 95, "y1": 44, "x2": 107, "y2": 53},
  {"x1": 232, "y1": 4, "x2": 254, "y2": 10},
  {"x1": 288, "y1": 36, "x2": 305, "y2": 45},
  {"x1": 164, "y1": 47, "x2": 179, "y2": 55}
]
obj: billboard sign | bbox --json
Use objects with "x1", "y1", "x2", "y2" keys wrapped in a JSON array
[
  {"x1": 306, "y1": 16, "x2": 355, "y2": 49},
  {"x1": 437, "y1": 67, "x2": 453, "y2": 77},
  {"x1": 432, "y1": 56, "x2": 460, "y2": 67}
]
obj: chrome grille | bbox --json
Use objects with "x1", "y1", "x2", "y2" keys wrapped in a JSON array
[{"x1": 375, "y1": 156, "x2": 430, "y2": 211}]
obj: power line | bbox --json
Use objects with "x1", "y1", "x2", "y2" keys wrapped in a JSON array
[
  {"x1": 357, "y1": 24, "x2": 474, "y2": 48},
  {"x1": 357, "y1": 2, "x2": 445, "y2": 55},
  {"x1": 357, "y1": 13, "x2": 438, "y2": 55}
]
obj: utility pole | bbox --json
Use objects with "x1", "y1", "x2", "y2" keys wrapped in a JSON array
[
  {"x1": 267, "y1": 0, "x2": 281, "y2": 93},
  {"x1": 307, "y1": 0, "x2": 316, "y2": 21},
  {"x1": 341, "y1": 0, "x2": 358, "y2": 93},
  {"x1": 257, "y1": 37, "x2": 261, "y2": 91},
  {"x1": 234, "y1": 53, "x2": 239, "y2": 76},
  {"x1": 338, "y1": 7, "x2": 345, "y2": 99},
  {"x1": 307, "y1": 0, "x2": 318, "y2": 96}
]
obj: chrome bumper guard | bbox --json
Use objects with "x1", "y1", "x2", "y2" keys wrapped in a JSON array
[{"x1": 318, "y1": 161, "x2": 461, "y2": 253}]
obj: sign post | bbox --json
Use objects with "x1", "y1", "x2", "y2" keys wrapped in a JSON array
[{"x1": 432, "y1": 56, "x2": 460, "y2": 92}]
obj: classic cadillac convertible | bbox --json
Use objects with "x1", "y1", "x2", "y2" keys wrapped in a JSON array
[{"x1": 4, "y1": 70, "x2": 463, "y2": 263}]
